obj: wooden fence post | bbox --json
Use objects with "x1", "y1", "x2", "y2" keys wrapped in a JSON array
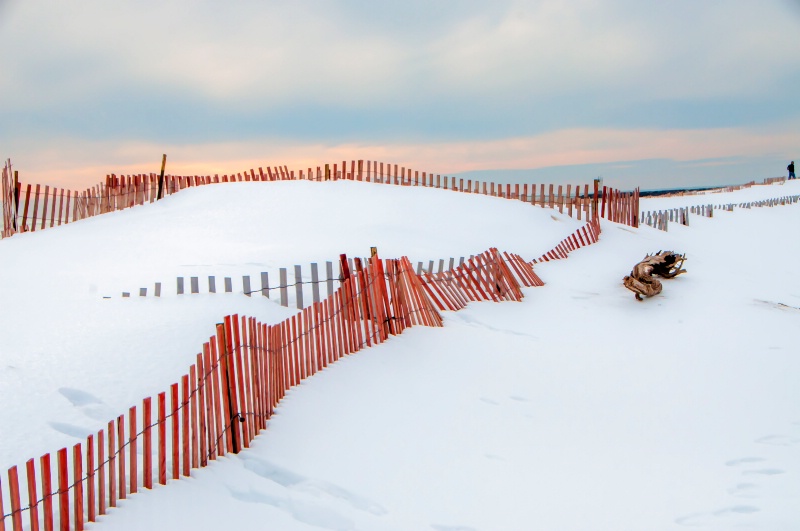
[
  {"x1": 7, "y1": 466, "x2": 22, "y2": 531},
  {"x1": 217, "y1": 323, "x2": 240, "y2": 454},
  {"x1": 72, "y1": 444, "x2": 83, "y2": 531},
  {"x1": 157, "y1": 155, "x2": 167, "y2": 200},
  {"x1": 57, "y1": 448, "x2": 69, "y2": 531}
]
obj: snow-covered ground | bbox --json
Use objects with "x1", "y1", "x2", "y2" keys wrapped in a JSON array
[{"x1": 1, "y1": 179, "x2": 798, "y2": 530}]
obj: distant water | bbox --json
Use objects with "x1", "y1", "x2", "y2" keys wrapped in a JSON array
[{"x1": 452, "y1": 156, "x2": 786, "y2": 191}]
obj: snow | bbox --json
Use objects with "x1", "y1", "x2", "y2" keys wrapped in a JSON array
[{"x1": 1, "y1": 178, "x2": 799, "y2": 530}]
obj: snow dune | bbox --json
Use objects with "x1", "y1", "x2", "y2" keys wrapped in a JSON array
[{"x1": 1, "y1": 178, "x2": 799, "y2": 530}]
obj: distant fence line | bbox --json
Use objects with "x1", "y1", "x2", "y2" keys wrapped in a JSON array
[
  {"x1": 2, "y1": 158, "x2": 792, "y2": 240},
  {"x1": 0, "y1": 217, "x2": 606, "y2": 529},
  {"x1": 640, "y1": 193, "x2": 800, "y2": 232},
  {"x1": 2, "y1": 158, "x2": 640, "y2": 240}
]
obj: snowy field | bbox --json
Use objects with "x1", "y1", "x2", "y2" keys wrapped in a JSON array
[{"x1": 1, "y1": 178, "x2": 799, "y2": 530}]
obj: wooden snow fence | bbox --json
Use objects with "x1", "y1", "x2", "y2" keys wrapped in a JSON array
[
  {"x1": 639, "y1": 194, "x2": 800, "y2": 232},
  {"x1": 2, "y1": 158, "x2": 644, "y2": 239},
  {"x1": 0, "y1": 252, "x2": 448, "y2": 531},
  {"x1": 531, "y1": 219, "x2": 602, "y2": 264},
  {"x1": 0, "y1": 244, "x2": 556, "y2": 530},
  {"x1": 420, "y1": 249, "x2": 543, "y2": 311}
]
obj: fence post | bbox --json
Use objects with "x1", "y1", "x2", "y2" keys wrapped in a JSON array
[
  {"x1": 57, "y1": 448, "x2": 69, "y2": 531},
  {"x1": 7, "y1": 466, "x2": 22, "y2": 531},
  {"x1": 311, "y1": 263, "x2": 320, "y2": 303},
  {"x1": 157, "y1": 154, "x2": 167, "y2": 200},
  {"x1": 25, "y1": 459, "x2": 39, "y2": 531},
  {"x1": 294, "y1": 266, "x2": 304, "y2": 309},
  {"x1": 243, "y1": 275, "x2": 251, "y2": 297},
  {"x1": 217, "y1": 323, "x2": 240, "y2": 454},
  {"x1": 260, "y1": 272, "x2": 269, "y2": 298},
  {"x1": 72, "y1": 444, "x2": 83, "y2": 531},
  {"x1": 279, "y1": 269, "x2": 288, "y2": 307}
]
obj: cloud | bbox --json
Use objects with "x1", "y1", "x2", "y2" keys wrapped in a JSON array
[
  {"x1": 1, "y1": 0, "x2": 799, "y2": 188},
  {"x1": 2, "y1": 1, "x2": 798, "y2": 117},
  {"x1": 8, "y1": 124, "x2": 797, "y2": 190}
]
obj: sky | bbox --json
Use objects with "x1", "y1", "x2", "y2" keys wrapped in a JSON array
[{"x1": 1, "y1": 0, "x2": 799, "y2": 189}]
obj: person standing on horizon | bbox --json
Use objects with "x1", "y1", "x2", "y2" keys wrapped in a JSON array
[{"x1": 789, "y1": 161, "x2": 796, "y2": 180}]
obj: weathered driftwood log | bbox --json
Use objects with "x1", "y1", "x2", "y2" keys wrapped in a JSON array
[{"x1": 623, "y1": 251, "x2": 686, "y2": 300}]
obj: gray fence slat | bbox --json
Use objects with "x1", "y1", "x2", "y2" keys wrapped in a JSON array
[
  {"x1": 438, "y1": 259, "x2": 444, "y2": 274},
  {"x1": 177, "y1": 277, "x2": 184, "y2": 295},
  {"x1": 155, "y1": 282, "x2": 161, "y2": 297},
  {"x1": 208, "y1": 276, "x2": 216, "y2": 293},
  {"x1": 225, "y1": 277, "x2": 232, "y2": 293},
  {"x1": 122, "y1": 292, "x2": 130, "y2": 298},
  {"x1": 191, "y1": 276, "x2": 199, "y2": 294},
  {"x1": 428, "y1": 260, "x2": 434, "y2": 273},
  {"x1": 280, "y1": 268, "x2": 288, "y2": 307},
  {"x1": 449, "y1": 257, "x2": 455, "y2": 270},
  {"x1": 294, "y1": 265, "x2": 303, "y2": 309},
  {"x1": 261, "y1": 272, "x2": 269, "y2": 298},
  {"x1": 416, "y1": 262, "x2": 423, "y2": 275},
  {"x1": 458, "y1": 257, "x2": 465, "y2": 267},
  {"x1": 139, "y1": 288, "x2": 146, "y2": 297},
  {"x1": 243, "y1": 275, "x2": 251, "y2": 297},
  {"x1": 326, "y1": 261, "x2": 334, "y2": 297},
  {"x1": 311, "y1": 262, "x2": 320, "y2": 303}
]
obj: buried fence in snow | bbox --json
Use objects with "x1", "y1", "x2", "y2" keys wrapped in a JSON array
[
  {"x1": 119, "y1": 256, "x2": 506, "y2": 309},
  {"x1": 639, "y1": 194, "x2": 800, "y2": 232},
  {"x1": 2, "y1": 158, "x2": 641, "y2": 240},
  {"x1": 0, "y1": 218, "x2": 602, "y2": 530}
]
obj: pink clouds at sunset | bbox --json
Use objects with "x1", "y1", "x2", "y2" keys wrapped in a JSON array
[{"x1": 10, "y1": 124, "x2": 798, "y2": 190}]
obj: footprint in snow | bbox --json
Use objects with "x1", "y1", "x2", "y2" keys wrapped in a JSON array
[
  {"x1": 724, "y1": 457, "x2": 765, "y2": 466},
  {"x1": 742, "y1": 468, "x2": 785, "y2": 476},
  {"x1": 727, "y1": 483, "x2": 758, "y2": 499},
  {"x1": 48, "y1": 422, "x2": 91, "y2": 439},
  {"x1": 675, "y1": 505, "x2": 759, "y2": 527},
  {"x1": 238, "y1": 454, "x2": 387, "y2": 516},
  {"x1": 59, "y1": 387, "x2": 114, "y2": 421},
  {"x1": 479, "y1": 397, "x2": 499, "y2": 406},
  {"x1": 755, "y1": 434, "x2": 800, "y2": 446},
  {"x1": 59, "y1": 387, "x2": 102, "y2": 407},
  {"x1": 230, "y1": 486, "x2": 355, "y2": 531}
]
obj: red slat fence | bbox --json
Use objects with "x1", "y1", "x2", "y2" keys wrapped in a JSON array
[
  {"x1": 2, "y1": 241, "x2": 581, "y2": 530},
  {"x1": 0, "y1": 168, "x2": 615, "y2": 530},
  {"x1": 3, "y1": 158, "x2": 644, "y2": 239}
]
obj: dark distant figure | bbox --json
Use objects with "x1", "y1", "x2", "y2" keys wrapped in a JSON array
[{"x1": 789, "y1": 161, "x2": 796, "y2": 180}]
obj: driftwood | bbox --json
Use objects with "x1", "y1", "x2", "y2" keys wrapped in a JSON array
[{"x1": 623, "y1": 251, "x2": 687, "y2": 300}]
